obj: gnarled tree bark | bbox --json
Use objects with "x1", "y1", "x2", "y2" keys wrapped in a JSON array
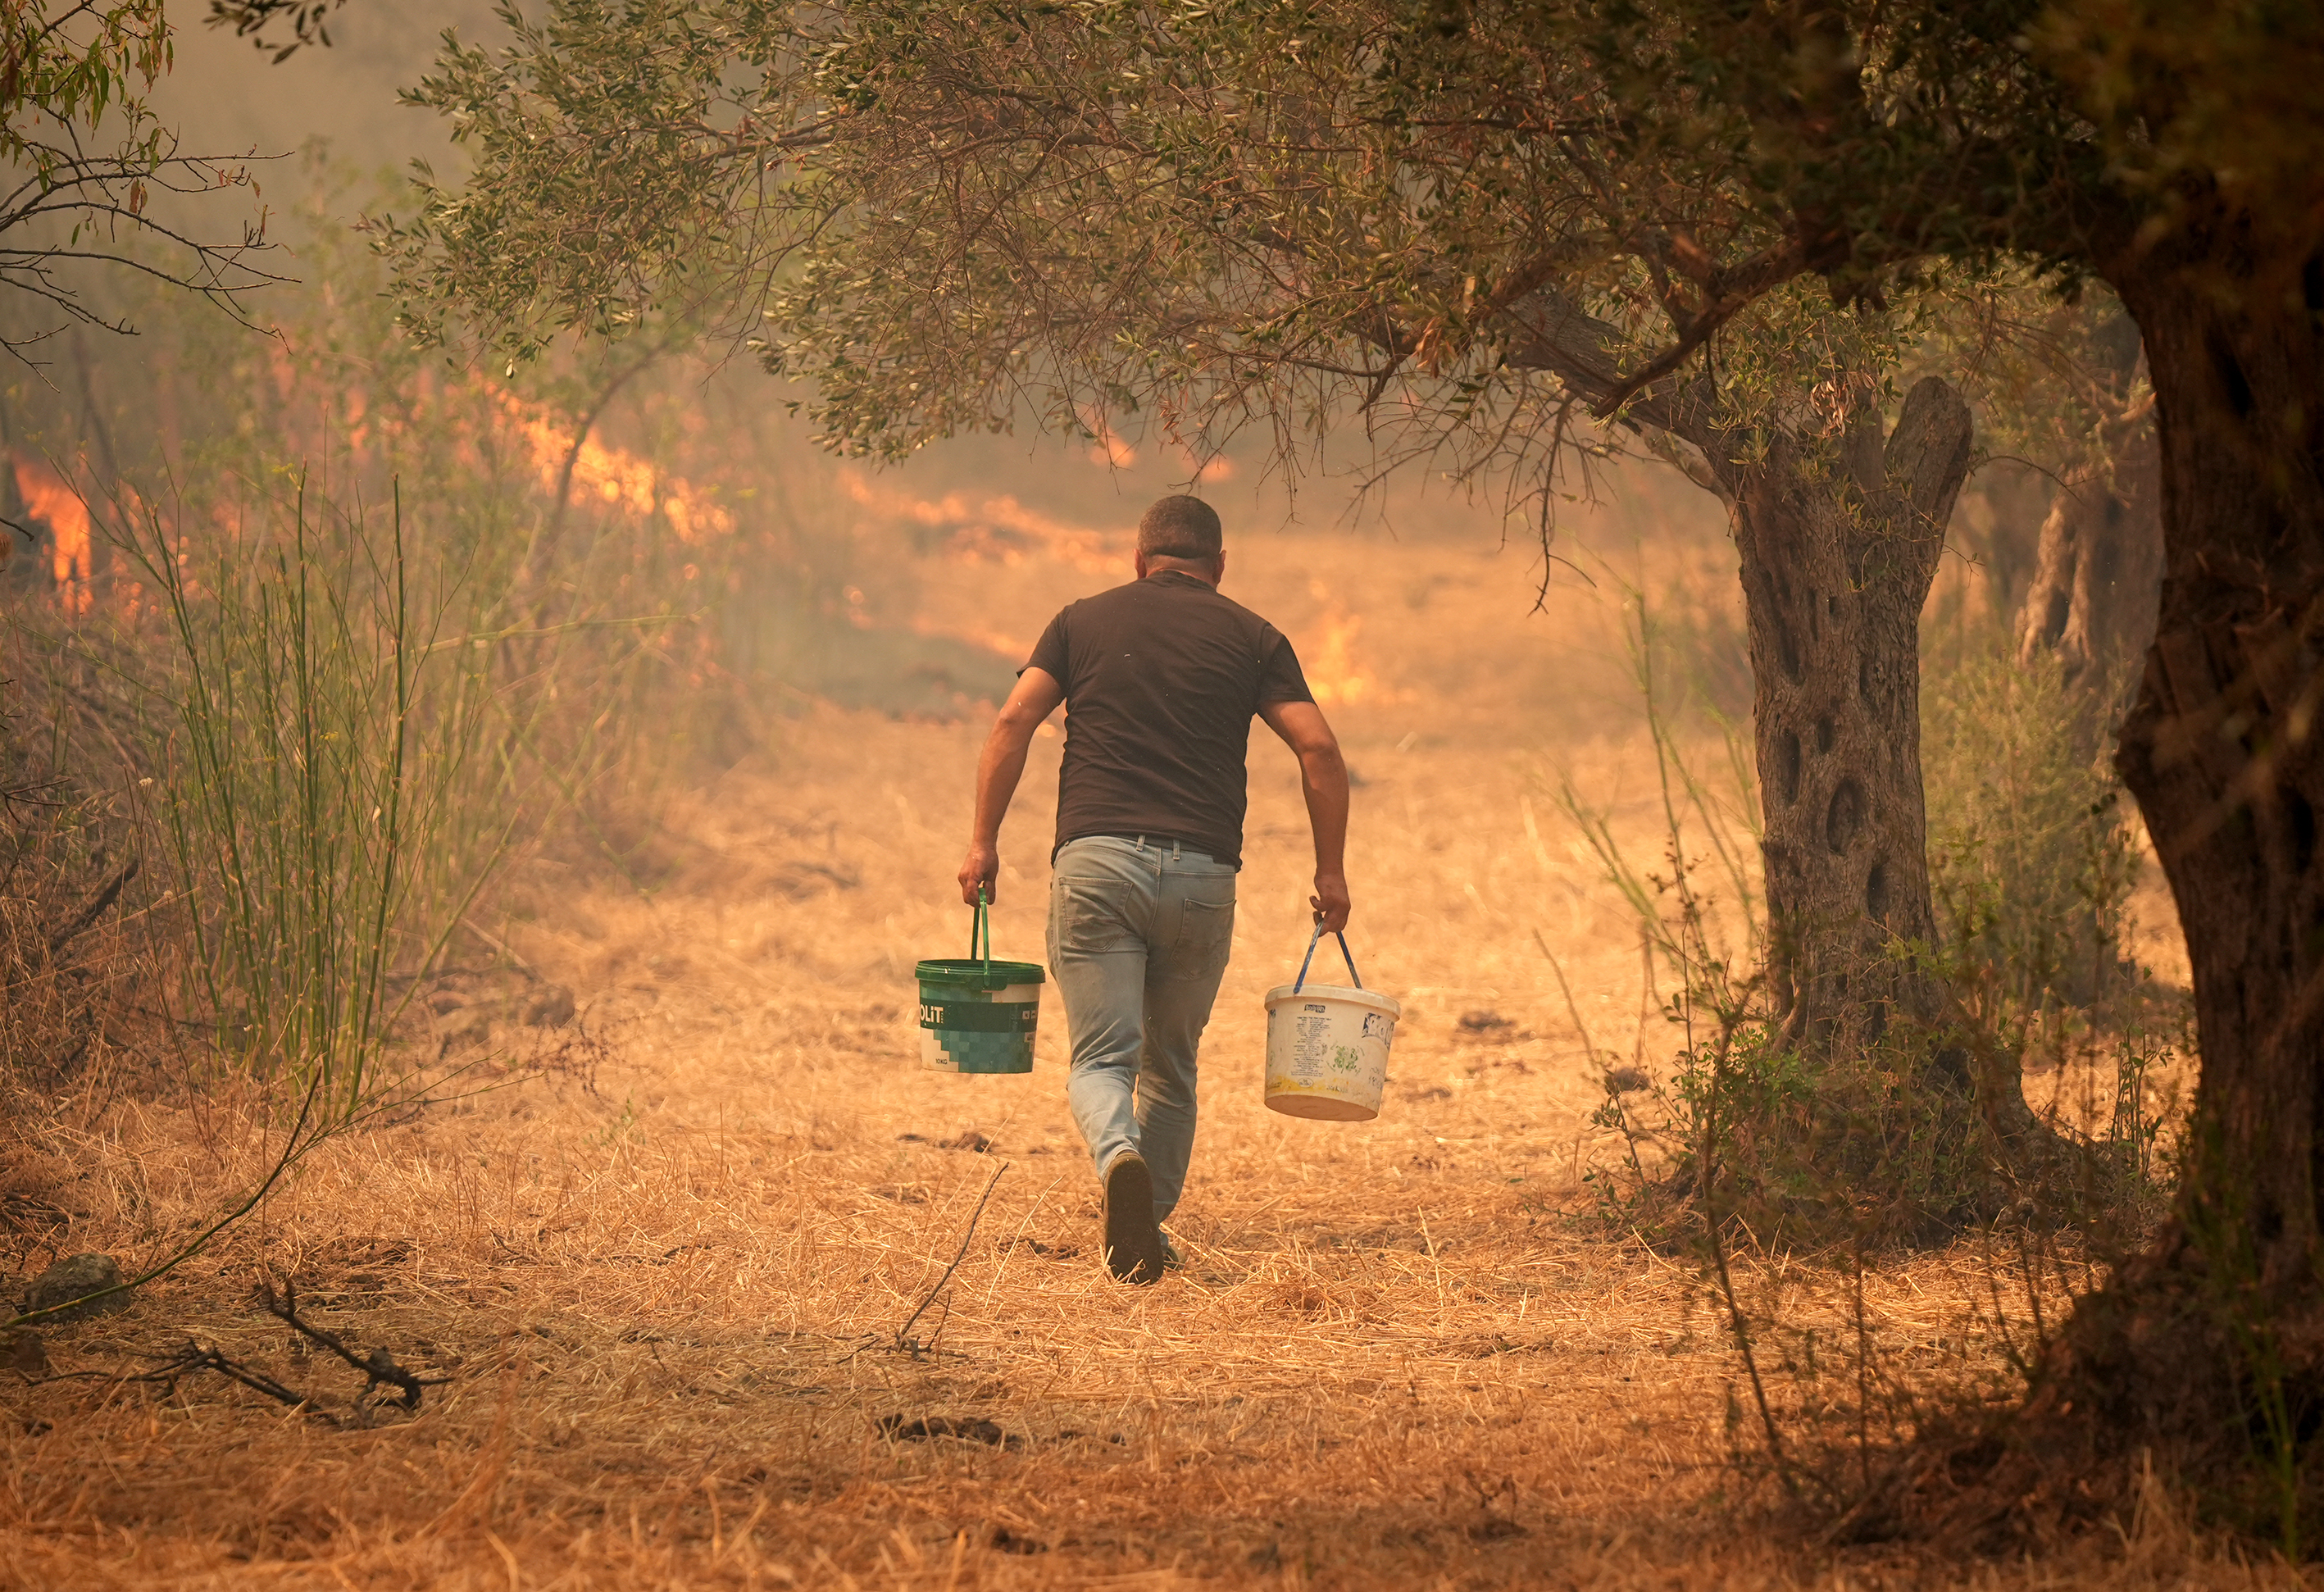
[
  {"x1": 2014, "y1": 416, "x2": 2164, "y2": 723},
  {"x1": 1723, "y1": 380, "x2": 1971, "y2": 1055},
  {"x1": 1508, "y1": 294, "x2": 1985, "y2": 1069},
  {"x1": 2006, "y1": 226, "x2": 2324, "y2": 1515},
  {"x1": 1503, "y1": 297, "x2": 2080, "y2": 1207}
]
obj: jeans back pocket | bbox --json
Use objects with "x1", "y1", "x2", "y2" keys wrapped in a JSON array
[
  {"x1": 1054, "y1": 880, "x2": 1140, "y2": 955},
  {"x1": 1168, "y1": 894, "x2": 1236, "y2": 977}
]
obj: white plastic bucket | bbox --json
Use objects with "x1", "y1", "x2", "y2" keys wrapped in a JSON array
[{"x1": 1263, "y1": 929, "x2": 1400, "y2": 1121}]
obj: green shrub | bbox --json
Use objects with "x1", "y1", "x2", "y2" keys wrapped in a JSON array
[
  {"x1": 1921, "y1": 644, "x2": 2141, "y2": 1010},
  {"x1": 1562, "y1": 592, "x2": 2176, "y2": 1252}
]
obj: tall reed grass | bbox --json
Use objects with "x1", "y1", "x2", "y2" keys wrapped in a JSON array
[{"x1": 118, "y1": 481, "x2": 508, "y2": 1118}]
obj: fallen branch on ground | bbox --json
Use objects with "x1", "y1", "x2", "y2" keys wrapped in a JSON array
[
  {"x1": 48, "y1": 857, "x2": 138, "y2": 954},
  {"x1": 137, "y1": 1342, "x2": 342, "y2": 1426},
  {"x1": 125, "y1": 1279, "x2": 452, "y2": 1426},
  {"x1": 257, "y1": 1274, "x2": 450, "y2": 1411}
]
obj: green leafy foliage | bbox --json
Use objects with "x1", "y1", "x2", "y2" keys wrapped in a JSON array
[
  {"x1": 384, "y1": 2, "x2": 2320, "y2": 485},
  {"x1": 203, "y1": 1, "x2": 349, "y2": 64},
  {"x1": 2, "y1": 2, "x2": 171, "y2": 175},
  {"x1": 387, "y1": 1, "x2": 796, "y2": 366},
  {"x1": 1923, "y1": 644, "x2": 2143, "y2": 1012},
  {"x1": 388, "y1": 1, "x2": 2009, "y2": 494}
]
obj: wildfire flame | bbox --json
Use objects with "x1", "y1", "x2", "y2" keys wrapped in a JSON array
[
  {"x1": 1300, "y1": 580, "x2": 1378, "y2": 707},
  {"x1": 839, "y1": 470, "x2": 1129, "y2": 575},
  {"x1": 497, "y1": 392, "x2": 734, "y2": 545},
  {"x1": 0, "y1": 386, "x2": 735, "y2": 618},
  {"x1": 11, "y1": 454, "x2": 93, "y2": 612}
]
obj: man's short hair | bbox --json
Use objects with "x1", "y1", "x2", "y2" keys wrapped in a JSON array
[{"x1": 1138, "y1": 496, "x2": 1223, "y2": 562}]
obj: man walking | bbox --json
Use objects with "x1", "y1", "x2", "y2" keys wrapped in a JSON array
[{"x1": 957, "y1": 495, "x2": 1352, "y2": 1285}]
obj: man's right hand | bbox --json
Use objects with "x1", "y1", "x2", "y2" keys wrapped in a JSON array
[
  {"x1": 959, "y1": 667, "x2": 1063, "y2": 912},
  {"x1": 1311, "y1": 870, "x2": 1351, "y2": 934},
  {"x1": 959, "y1": 842, "x2": 999, "y2": 906}
]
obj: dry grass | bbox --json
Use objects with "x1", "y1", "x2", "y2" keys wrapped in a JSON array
[{"x1": 0, "y1": 512, "x2": 2269, "y2": 1590}]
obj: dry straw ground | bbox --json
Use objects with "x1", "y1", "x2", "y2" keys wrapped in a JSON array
[{"x1": 0, "y1": 498, "x2": 2274, "y2": 1590}]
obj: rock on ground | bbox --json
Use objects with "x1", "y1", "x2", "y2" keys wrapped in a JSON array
[{"x1": 25, "y1": 1253, "x2": 126, "y2": 1321}]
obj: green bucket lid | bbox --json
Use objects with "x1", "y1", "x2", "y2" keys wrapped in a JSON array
[{"x1": 916, "y1": 957, "x2": 1044, "y2": 992}]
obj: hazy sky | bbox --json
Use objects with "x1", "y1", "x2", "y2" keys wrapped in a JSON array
[{"x1": 157, "y1": 2, "x2": 503, "y2": 196}]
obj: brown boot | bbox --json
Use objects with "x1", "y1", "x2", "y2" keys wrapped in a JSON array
[{"x1": 1102, "y1": 1152, "x2": 1166, "y2": 1285}]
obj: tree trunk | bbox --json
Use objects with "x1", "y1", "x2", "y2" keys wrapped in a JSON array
[
  {"x1": 2016, "y1": 231, "x2": 2324, "y2": 1512},
  {"x1": 1503, "y1": 293, "x2": 1990, "y2": 1089},
  {"x1": 2013, "y1": 421, "x2": 2164, "y2": 723},
  {"x1": 1722, "y1": 378, "x2": 1972, "y2": 1056}
]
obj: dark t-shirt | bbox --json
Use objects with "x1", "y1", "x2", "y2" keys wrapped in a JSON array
[{"x1": 1024, "y1": 571, "x2": 1312, "y2": 868}]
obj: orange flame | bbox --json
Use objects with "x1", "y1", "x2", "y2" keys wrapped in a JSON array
[
  {"x1": 839, "y1": 471, "x2": 1129, "y2": 575},
  {"x1": 496, "y1": 392, "x2": 734, "y2": 544},
  {"x1": 11, "y1": 455, "x2": 92, "y2": 611},
  {"x1": 1301, "y1": 581, "x2": 1377, "y2": 707}
]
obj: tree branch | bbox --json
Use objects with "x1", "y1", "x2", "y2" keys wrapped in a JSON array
[
  {"x1": 1582, "y1": 242, "x2": 1812, "y2": 421},
  {"x1": 1497, "y1": 287, "x2": 1716, "y2": 446}
]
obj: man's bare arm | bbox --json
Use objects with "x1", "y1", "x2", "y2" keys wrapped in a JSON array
[
  {"x1": 1258, "y1": 698, "x2": 1351, "y2": 932},
  {"x1": 957, "y1": 667, "x2": 1066, "y2": 906}
]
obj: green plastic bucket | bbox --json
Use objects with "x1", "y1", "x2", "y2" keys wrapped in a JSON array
[{"x1": 916, "y1": 893, "x2": 1044, "y2": 1074}]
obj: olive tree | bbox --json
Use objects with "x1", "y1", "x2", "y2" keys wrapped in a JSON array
[{"x1": 2000, "y1": 304, "x2": 2161, "y2": 714}]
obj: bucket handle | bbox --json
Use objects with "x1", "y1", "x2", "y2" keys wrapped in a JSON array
[
  {"x1": 1292, "y1": 918, "x2": 1362, "y2": 994},
  {"x1": 970, "y1": 886, "x2": 992, "y2": 969}
]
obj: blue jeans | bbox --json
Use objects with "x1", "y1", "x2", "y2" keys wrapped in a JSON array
[{"x1": 1047, "y1": 835, "x2": 1238, "y2": 1221}]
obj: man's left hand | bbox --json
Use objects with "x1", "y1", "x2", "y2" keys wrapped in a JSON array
[{"x1": 1310, "y1": 871, "x2": 1351, "y2": 933}]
